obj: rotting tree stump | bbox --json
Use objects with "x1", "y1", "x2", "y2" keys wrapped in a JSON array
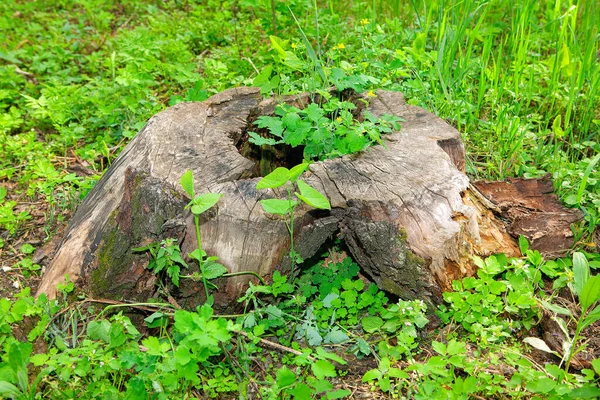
[{"x1": 37, "y1": 87, "x2": 524, "y2": 309}]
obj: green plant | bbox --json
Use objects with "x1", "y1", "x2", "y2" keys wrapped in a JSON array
[
  {"x1": 179, "y1": 170, "x2": 227, "y2": 304},
  {"x1": 438, "y1": 253, "x2": 540, "y2": 345},
  {"x1": 255, "y1": 163, "x2": 330, "y2": 279},
  {"x1": 530, "y1": 252, "x2": 600, "y2": 371},
  {"x1": 249, "y1": 97, "x2": 402, "y2": 161},
  {"x1": 133, "y1": 238, "x2": 188, "y2": 287}
]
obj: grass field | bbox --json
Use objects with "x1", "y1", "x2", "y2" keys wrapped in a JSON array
[{"x1": 0, "y1": 0, "x2": 599, "y2": 398}]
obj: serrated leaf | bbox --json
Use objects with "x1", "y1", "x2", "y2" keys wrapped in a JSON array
[
  {"x1": 315, "y1": 347, "x2": 346, "y2": 364},
  {"x1": 579, "y1": 275, "x2": 600, "y2": 311},
  {"x1": 311, "y1": 360, "x2": 336, "y2": 380},
  {"x1": 254, "y1": 115, "x2": 284, "y2": 138},
  {"x1": 243, "y1": 313, "x2": 256, "y2": 329},
  {"x1": 322, "y1": 292, "x2": 339, "y2": 308},
  {"x1": 87, "y1": 320, "x2": 111, "y2": 342},
  {"x1": 142, "y1": 336, "x2": 169, "y2": 356},
  {"x1": 260, "y1": 198, "x2": 295, "y2": 215},
  {"x1": 296, "y1": 180, "x2": 330, "y2": 210},
  {"x1": 248, "y1": 131, "x2": 281, "y2": 146},
  {"x1": 180, "y1": 170, "x2": 195, "y2": 198},
  {"x1": 432, "y1": 341, "x2": 447, "y2": 356},
  {"x1": 305, "y1": 326, "x2": 322, "y2": 346},
  {"x1": 256, "y1": 167, "x2": 290, "y2": 189},
  {"x1": 446, "y1": 339, "x2": 466, "y2": 356},
  {"x1": 526, "y1": 377, "x2": 556, "y2": 394},
  {"x1": 284, "y1": 123, "x2": 311, "y2": 147},
  {"x1": 190, "y1": 193, "x2": 222, "y2": 215},
  {"x1": 275, "y1": 367, "x2": 296, "y2": 388},
  {"x1": 361, "y1": 316, "x2": 383, "y2": 333},
  {"x1": 523, "y1": 337, "x2": 555, "y2": 354},
  {"x1": 202, "y1": 262, "x2": 227, "y2": 280},
  {"x1": 290, "y1": 384, "x2": 311, "y2": 399}
]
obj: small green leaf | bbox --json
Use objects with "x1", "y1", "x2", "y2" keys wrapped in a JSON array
[
  {"x1": 248, "y1": 131, "x2": 282, "y2": 146},
  {"x1": 20, "y1": 243, "x2": 35, "y2": 255},
  {"x1": 361, "y1": 316, "x2": 383, "y2": 333},
  {"x1": 190, "y1": 193, "x2": 222, "y2": 215},
  {"x1": 569, "y1": 385, "x2": 600, "y2": 399},
  {"x1": 87, "y1": 320, "x2": 111, "y2": 342},
  {"x1": 518, "y1": 235, "x2": 529, "y2": 255},
  {"x1": 538, "y1": 298, "x2": 572, "y2": 316},
  {"x1": 526, "y1": 377, "x2": 556, "y2": 394},
  {"x1": 431, "y1": 341, "x2": 447, "y2": 356},
  {"x1": 142, "y1": 336, "x2": 169, "y2": 356},
  {"x1": 362, "y1": 369, "x2": 382, "y2": 382},
  {"x1": 388, "y1": 367, "x2": 409, "y2": 379},
  {"x1": 290, "y1": 384, "x2": 311, "y2": 399},
  {"x1": 579, "y1": 275, "x2": 600, "y2": 311},
  {"x1": 446, "y1": 339, "x2": 466, "y2": 356},
  {"x1": 581, "y1": 305, "x2": 600, "y2": 330},
  {"x1": 276, "y1": 367, "x2": 296, "y2": 388},
  {"x1": 592, "y1": 358, "x2": 600, "y2": 375},
  {"x1": 296, "y1": 180, "x2": 330, "y2": 210},
  {"x1": 288, "y1": 162, "x2": 309, "y2": 182},
  {"x1": 254, "y1": 115, "x2": 285, "y2": 138},
  {"x1": 144, "y1": 312, "x2": 168, "y2": 329},
  {"x1": 311, "y1": 360, "x2": 336, "y2": 380},
  {"x1": 324, "y1": 328, "x2": 348, "y2": 344},
  {"x1": 260, "y1": 199, "x2": 295, "y2": 215},
  {"x1": 256, "y1": 167, "x2": 291, "y2": 189},
  {"x1": 573, "y1": 252, "x2": 590, "y2": 296},
  {"x1": 202, "y1": 262, "x2": 227, "y2": 280},
  {"x1": 180, "y1": 170, "x2": 195, "y2": 198},
  {"x1": 315, "y1": 347, "x2": 346, "y2": 364}
]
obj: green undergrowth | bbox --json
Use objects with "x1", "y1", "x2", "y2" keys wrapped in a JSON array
[{"x1": 1, "y1": 248, "x2": 600, "y2": 399}]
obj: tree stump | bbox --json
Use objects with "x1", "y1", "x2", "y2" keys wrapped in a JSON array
[{"x1": 37, "y1": 87, "x2": 520, "y2": 309}]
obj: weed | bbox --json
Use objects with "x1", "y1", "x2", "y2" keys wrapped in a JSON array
[
  {"x1": 255, "y1": 163, "x2": 330, "y2": 279},
  {"x1": 250, "y1": 96, "x2": 402, "y2": 161}
]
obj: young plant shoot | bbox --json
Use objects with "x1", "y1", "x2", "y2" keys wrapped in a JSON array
[{"x1": 256, "y1": 163, "x2": 331, "y2": 279}]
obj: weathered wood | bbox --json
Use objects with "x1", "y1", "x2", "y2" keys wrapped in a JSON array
[
  {"x1": 473, "y1": 176, "x2": 582, "y2": 258},
  {"x1": 38, "y1": 87, "x2": 520, "y2": 309}
]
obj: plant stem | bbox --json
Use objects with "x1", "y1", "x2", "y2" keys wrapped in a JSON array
[
  {"x1": 287, "y1": 185, "x2": 297, "y2": 281},
  {"x1": 195, "y1": 214, "x2": 210, "y2": 300},
  {"x1": 181, "y1": 271, "x2": 267, "y2": 285},
  {"x1": 222, "y1": 271, "x2": 267, "y2": 285}
]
